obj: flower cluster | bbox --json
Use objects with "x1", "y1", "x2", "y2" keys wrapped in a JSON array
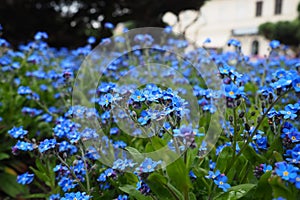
[{"x1": 1, "y1": 26, "x2": 300, "y2": 200}]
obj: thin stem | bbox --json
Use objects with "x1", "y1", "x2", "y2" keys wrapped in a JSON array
[
  {"x1": 231, "y1": 107, "x2": 238, "y2": 168},
  {"x1": 33, "y1": 180, "x2": 48, "y2": 193},
  {"x1": 208, "y1": 183, "x2": 216, "y2": 200},
  {"x1": 163, "y1": 183, "x2": 180, "y2": 200},
  {"x1": 55, "y1": 152, "x2": 87, "y2": 192},
  {"x1": 79, "y1": 145, "x2": 91, "y2": 195},
  {"x1": 229, "y1": 91, "x2": 288, "y2": 168}
]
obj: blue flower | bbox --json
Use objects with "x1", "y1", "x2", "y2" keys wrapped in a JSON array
[
  {"x1": 136, "y1": 180, "x2": 151, "y2": 194},
  {"x1": 273, "y1": 69, "x2": 287, "y2": 79},
  {"x1": 22, "y1": 107, "x2": 43, "y2": 116},
  {"x1": 219, "y1": 64, "x2": 234, "y2": 76},
  {"x1": 292, "y1": 77, "x2": 300, "y2": 92},
  {"x1": 85, "y1": 146, "x2": 100, "y2": 160},
  {"x1": 97, "y1": 168, "x2": 116, "y2": 182},
  {"x1": 110, "y1": 127, "x2": 119, "y2": 135},
  {"x1": 206, "y1": 170, "x2": 221, "y2": 179},
  {"x1": 286, "y1": 144, "x2": 300, "y2": 164},
  {"x1": 8, "y1": 126, "x2": 28, "y2": 139},
  {"x1": 227, "y1": 39, "x2": 241, "y2": 47},
  {"x1": 97, "y1": 173, "x2": 107, "y2": 182},
  {"x1": 112, "y1": 159, "x2": 136, "y2": 171},
  {"x1": 17, "y1": 172, "x2": 34, "y2": 185},
  {"x1": 104, "y1": 22, "x2": 114, "y2": 29},
  {"x1": 189, "y1": 170, "x2": 197, "y2": 179},
  {"x1": 275, "y1": 162, "x2": 298, "y2": 181},
  {"x1": 224, "y1": 83, "x2": 243, "y2": 99},
  {"x1": 58, "y1": 177, "x2": 77, "y2": 192},
  {"x1": 65, "y1": 105, "x2": 86, "y2": 118},
  {"x1": 98, "y1": 93, "x2": 113, "y2": 107},
  {"x1": 49, "y1": 194, "x2": 60, "y2": 200},
  {"x1": 138, "y1": 110, "x2": 150, "y2": 126},
  {"x1": 60, "y1": 192, "x2": 90, "y2": 200},
  {"x1": 270, "y1": 40, "x2": 280, "y2": 49},
  {"x1": 131, "y1": 90, "x2": 145, "y2": 102},
  {"x1": 262, "y1": 164, "x2": 273, "y2": 173},
  {"x1": 117, "y1": 194, "x2": 129, "y2": 200},
  {"x1": 58, "y1": 141, "x2": 77, "y2": 155},
  {"x1": 267, "y1": 108, "x2": 279, "y2": 118},
  {"x1": 17, "y1": 86, "x2": 32, "y2": 95},
  {"x1": 13, "y1": 141, "x2": 34, "y2": 152},
  {"x1": 214, "y1": 174, "x2": 231, "y2": 192},
  {"x1": 203, "y1": 37, "x2": 211, "y2": 44},
  {"x1": 114, "y1": 140, "x2": 127, "y2": 148},
  {"x1": 34, "y1": 32, "x2": 48, "y2": 40},
  {"x1": 87, "y1": 36, "x2": 96, "y2": 44},
  {"x1": 280, "y1": 104, "x2": 297, "y2": 119},
  {"x1": 270, "y1": 78, "x2": 292, "y2": 91},
  {"x1": 38, "y1": 139, "x2": 57, "y2": 153},
  {"x1": 136, "y1": 158, "x2": 161, "y2": 173}
]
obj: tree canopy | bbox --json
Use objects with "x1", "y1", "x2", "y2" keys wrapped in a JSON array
[
  {"x1": 0, "y1": 0, "x2": 207, "y2": 48},
  {"x1": 258, "y1": 3, "x2": 300, "y2": 49}
]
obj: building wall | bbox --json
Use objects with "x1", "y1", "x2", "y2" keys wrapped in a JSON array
[{"x1": 164, "y1": 0, "x2": 299, "y2": 56}]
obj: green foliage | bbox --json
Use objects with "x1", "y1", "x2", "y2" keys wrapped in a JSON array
[
  {"x1": 259, "y1": 20, "x2": 300, "y2": 46},
  {"x1": 258, "y1": 2, "x2": 300, "y2": 48},
  {"x1": 0, "y1": 173, "x2": 29, "y2": 198}
]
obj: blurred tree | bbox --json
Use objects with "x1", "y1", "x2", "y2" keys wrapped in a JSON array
[
  {"x1": 0, "y1": 0, "x2": 207, "y2": 48},
  {"x1": 258, "y1": 2, "x2": 300, "y2": 49}
]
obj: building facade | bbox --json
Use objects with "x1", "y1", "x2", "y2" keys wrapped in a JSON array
[{"x1": 163, "y1": 0, "x2": 299, "y2": 56}]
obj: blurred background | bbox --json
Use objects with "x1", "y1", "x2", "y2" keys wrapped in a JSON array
[{"x1": 0, "y1": 0, "x2": 299, "y2": 56}]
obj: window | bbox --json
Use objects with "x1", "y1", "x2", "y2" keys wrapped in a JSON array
[
  {"x1": 275, "y1": 0, "x2": 283, "y2": 15},
  {"x1": 251, "y1": 40, "x2": 259, "y2": 55},
  {"x1": 256, "y1": 1, "x2": 263, "y2": 17}
]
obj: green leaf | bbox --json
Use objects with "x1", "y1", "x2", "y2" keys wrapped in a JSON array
[
  {"x1": 35, "y1": 159, "x2": 47, "y2": 173},
  {"x1": 189, "y1": 192, "x2": 197, "y2": 200},
  {"x1": 269, "y1": 176, "x2": 295, "y2": 199},
  {"x1": 273, "y1": 151, "x2": 284, "y2": 162},
  {"x1": 30, "y1": 167, "x2": 50, "y2": 184},
  {"x1": 0, "y1": 173, "x2": 29, "y2": 198},
  {"x1": 119, "y1": 184, "x2": 152, "y2": 200},
  {"x1": 22, "y1": 193, "x2": 49, "y2": 199},
  {"x1": 216, "y1": 146, "x2": 233, "y2": 172},
  {"x1": 166, "y1": 158, "x2": 191, "y2": 197},
  {"x1": 214, "y1": 184, "x2": 256, "y2": 200},
  {"x1": 254, "y1": 171, "x2": 272, "y2": 199},
  {"x1": 0, "y1": 153, "x2": 10, "y2": 160},
  {"x1": 125, "y1": 147, "x2": 144, "y2": 163},
  {"x1": 237, "y1": 142, "x2": 266, "y2": 164},
  {"x1": 146, "y1": 173, "x2": 180, "y2": 199}
]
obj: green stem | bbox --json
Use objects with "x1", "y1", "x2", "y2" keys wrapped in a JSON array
[
  {"x1": 231, "y1": 107, "x2": 238, "y2": 163},
  {"x1": 79, "y1": 145, "x2": 91, "y2": 195},
  {"x1": 229, "y1": 91, "x2": 288, "y2": 169},
  {"x1": 33, "y1": 180, "x2": 48, "y2": 193},
  {"x1": 163, "y1": 183, "x2": 181, "y2": 200},
  {"x1": 56, "y1": 153, "x2": 87, "y2": 192}
]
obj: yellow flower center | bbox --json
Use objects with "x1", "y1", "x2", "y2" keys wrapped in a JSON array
[
  {"x1": 229, "y1": 91, "x2": 234, "y2": 96},
  {"x1": 292, "y1": 136, "x2": 296, "y2": 140},
  {"x1": 279, "y1": 73, "x2": 283, "y2": 77},
  {"x1": 219, "y1": 181, "x2": 223, "y2": 185},
  {"x1": 283, "y1": 171, "x2": 289, "y2": 176},
  {"x1": 147, "y1": 165, "x2": 152, "y2": 169},
  {"x1": 74, "y1": 198, "x2": 77, "y2": 200},
  {"x1": 287, "y1": 111, "x2": 291, "y2": 115},
  {"x1": 297, "y1": 83, "x2": 300, "y2": 88},
  {"x1": 137, "y1": 96, "x2": 141, "y2": 99}
]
